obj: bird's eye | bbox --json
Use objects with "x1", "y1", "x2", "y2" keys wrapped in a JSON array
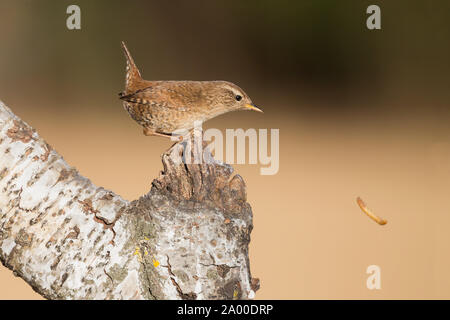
[{"x1": 235, "y1": 95, "x2": 242, "y2": 101}]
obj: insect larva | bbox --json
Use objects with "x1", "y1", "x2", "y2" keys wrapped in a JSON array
[{"x1": 356, "y1": 197, "x2": 387, "y2": 225}]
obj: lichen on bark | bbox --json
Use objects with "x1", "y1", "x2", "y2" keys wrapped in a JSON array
[{"x1": 0, "y1": 100, "x2": 258, "y2": 299}]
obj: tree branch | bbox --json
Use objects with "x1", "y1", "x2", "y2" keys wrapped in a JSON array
[{"x1": 0, "y1": 100, "x2": 258, "y2": 299}]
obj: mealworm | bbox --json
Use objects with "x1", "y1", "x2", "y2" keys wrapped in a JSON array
[{"x1": 356, "y1": 197, "x2": 387, "y2": 225}]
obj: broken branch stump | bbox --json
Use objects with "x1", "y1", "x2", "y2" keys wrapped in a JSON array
[{"x1": 0, "y1": 100, "x2": 258, "y2": 299}]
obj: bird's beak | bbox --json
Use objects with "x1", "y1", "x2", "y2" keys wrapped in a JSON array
[{"x1": 245, "y1": 103, "x2": 263, "y2": 113}]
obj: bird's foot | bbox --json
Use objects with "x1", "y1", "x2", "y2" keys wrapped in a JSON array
[{"x1": 143, "y1": 127, "x2": 183, "y2": 141}]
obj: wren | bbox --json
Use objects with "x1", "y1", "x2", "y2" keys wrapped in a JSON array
[{"x1": 119, "y1": 42, "x2": 262, "y2": 139}]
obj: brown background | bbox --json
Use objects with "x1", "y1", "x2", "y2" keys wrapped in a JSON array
[{"x1": 1, "y1": 0, "x2": 450, "y2": 299}]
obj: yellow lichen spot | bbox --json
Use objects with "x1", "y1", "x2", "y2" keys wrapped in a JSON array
[
  {"x1": 152, "y1": 259, "x2": 160, "y2": 268},
  {"x1": 134, "y1": 247, "x2": 143, "y2": 261},
  {"x1": 233, "y1": 289, "x2": 238, "y2": 299}
]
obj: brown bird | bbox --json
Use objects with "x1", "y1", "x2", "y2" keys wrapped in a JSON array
[{"x1": 119, "y1": 41, "x2": 262, "y2": 139}]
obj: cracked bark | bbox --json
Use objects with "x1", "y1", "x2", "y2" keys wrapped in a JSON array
[{"x1": 0, "y1": 101, "x2": 258, "y2": 300}]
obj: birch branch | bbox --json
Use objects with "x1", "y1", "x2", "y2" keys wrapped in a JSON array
[{"x1": 0, "y1": 100, "x2": 258, "y2": 300}]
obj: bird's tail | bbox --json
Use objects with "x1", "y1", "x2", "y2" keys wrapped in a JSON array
[{"x1": 121, "y1": 41, "x2": 143, "y2": 92}]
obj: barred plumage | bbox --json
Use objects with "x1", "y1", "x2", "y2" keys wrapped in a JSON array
[{"x1": 119, "y1": 42, "x2": 262, "y2": 139}]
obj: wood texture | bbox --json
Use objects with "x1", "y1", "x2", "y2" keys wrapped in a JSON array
[{"x1": 0, "y1": 100, "x2": 258, "y2": 300}]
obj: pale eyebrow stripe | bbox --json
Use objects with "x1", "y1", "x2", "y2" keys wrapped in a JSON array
[{"x1": 221, "y1": 84, "x2": 241, "y2": 96}]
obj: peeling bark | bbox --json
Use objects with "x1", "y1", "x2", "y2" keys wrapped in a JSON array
[{"x1": 0, "y1": 101, "x2": 258, "y2": 300}]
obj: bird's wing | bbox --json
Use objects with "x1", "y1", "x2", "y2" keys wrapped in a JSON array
[{"x1": 119, "y1": 83, "x2": 201, "y2": 111}]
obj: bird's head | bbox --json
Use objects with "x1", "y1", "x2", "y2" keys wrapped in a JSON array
[{"x1": 207, "y1": 81, "x2": 262, "y2": 114}]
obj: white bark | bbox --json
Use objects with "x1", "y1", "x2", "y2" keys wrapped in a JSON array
[{"x1": 0, "y1": 101, "x2": 258, "y2": 300}]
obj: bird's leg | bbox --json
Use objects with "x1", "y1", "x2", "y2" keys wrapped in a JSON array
[{"x1": 143, "y1": 127, "x2": 182, "y2": 141}]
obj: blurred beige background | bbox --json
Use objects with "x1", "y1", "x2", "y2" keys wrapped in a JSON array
[{"x1": 1, "y1": 0, "x2": 450, "y2": 299}]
